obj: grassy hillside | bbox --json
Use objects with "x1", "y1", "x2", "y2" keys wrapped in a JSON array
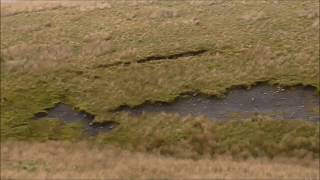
[
  {"x1": 1, "y1": 0, "x2": 319, "y2": 166},
  {"x1": 1, "y1": 141, "x2": 319, "y2": 179}
]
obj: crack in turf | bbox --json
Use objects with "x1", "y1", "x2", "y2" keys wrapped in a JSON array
[
  {"x1": 137, "y1": 49, "x2": 208, "y2": 63},
  {"x1": 95, "y1": 49, "x2": 208, "y2": 69}
]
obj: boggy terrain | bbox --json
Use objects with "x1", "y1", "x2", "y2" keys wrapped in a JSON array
[
  {"x1": 1, "y1": 0, "x2": 319, "y2": 179},
  {"x1": 118, "y1": 84, "x2": 320, "y2": 121}
]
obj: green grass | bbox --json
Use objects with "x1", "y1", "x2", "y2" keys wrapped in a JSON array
[
  {"x1": 94, "y1": 114, "x2": 319, "y2": 159},
  {"x1": 1, "y1": 0, "x2": 319, "y2": 159}
]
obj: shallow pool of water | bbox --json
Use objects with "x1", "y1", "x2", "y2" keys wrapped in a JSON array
[
  {"x1": 117, "y1": 85, "x2": 320, "y2": 121},
  {"x1": 34, "y1": 103, "x2": 118, "y2": 135}
]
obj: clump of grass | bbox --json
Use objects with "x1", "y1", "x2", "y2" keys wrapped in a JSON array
[
  {"x1": 95, "y1": 114, "x2": 319, "y2": 159},
  {"x1": 0, "y1": 1, "x2": 108, "y2": 17},
  {"x1": 1, "y1": 141, "x2": 319, "y2": 179},
  {"x1": 1, "y1": 141, "x2": 319, "y2": 180}
]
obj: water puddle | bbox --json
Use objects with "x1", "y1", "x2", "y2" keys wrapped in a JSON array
[
  {"x1": 34, "y1": 103, "x2": 119, "y2": 135},
  {"x1": 117, "y1": 85, "x2": 320, "y2": 121}
]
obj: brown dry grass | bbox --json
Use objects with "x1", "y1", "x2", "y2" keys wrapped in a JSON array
[
  {"x1": 1, "y1": 141, "x2": 319, "y2": 180},
  {"x1": 1, "y1": 0, "x2": 112, "y2": 16}
]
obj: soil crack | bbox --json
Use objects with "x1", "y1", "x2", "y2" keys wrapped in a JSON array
[
  {"x1": 137, "y1": 49, "x2": 208, "y2": 63},
  {"x1": 96, "y1": 49, "x2": 208, "y2": 69}
]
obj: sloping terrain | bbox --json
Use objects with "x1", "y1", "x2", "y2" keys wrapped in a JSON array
[
  {"x1": 1, "y1": 1, "x2": 319, "y2": 179},
  {"x1": 1, "y1": 141, "x2": 319, "y2": 180}
]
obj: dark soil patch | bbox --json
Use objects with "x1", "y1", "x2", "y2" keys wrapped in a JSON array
[
  {"x1": 116, "y1": 85, "x2": 320, "y2": 121},
  {"x1": 34, "y1": 103, "x2": 118, "y2": 135}
]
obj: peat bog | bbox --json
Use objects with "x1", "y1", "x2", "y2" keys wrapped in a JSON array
[
  {"x1": 117, "y1": 85, "x2": 320, "y2": 121},
  {"x1": 33, "y1": 84, "x2": 319, "y2": 136},
  {"x1": 34, "y1": 103, "x2": 119, "y2": 135}
]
